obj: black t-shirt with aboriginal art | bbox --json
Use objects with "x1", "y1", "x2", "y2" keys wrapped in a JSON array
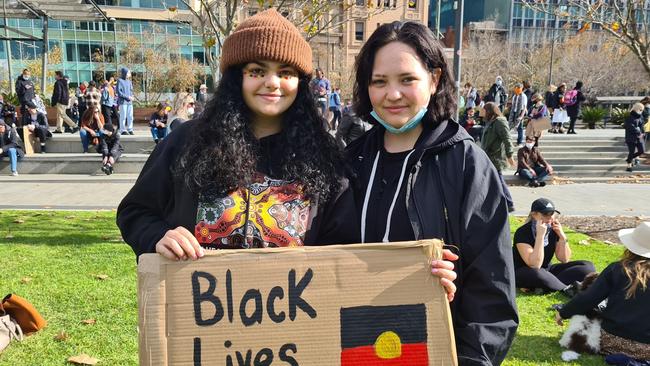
[{"x1": 194, "y1": 133, "x2": 310, "y2": 249}]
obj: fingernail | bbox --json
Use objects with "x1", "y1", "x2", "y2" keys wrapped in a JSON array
[
  {"x1": 199, "y1": 248, "x2": 205, "y2": 257},
  {"x1": 431, "y1": 268, "x2": 438, "y2": 274}
]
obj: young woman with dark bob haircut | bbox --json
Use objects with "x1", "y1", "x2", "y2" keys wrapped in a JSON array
[
  {"x1": 116, "y1": 10, "x2": 455, "y2": 294},
  {"x1": 347, "y1": 21, "x2": 518, "y2": 365}
]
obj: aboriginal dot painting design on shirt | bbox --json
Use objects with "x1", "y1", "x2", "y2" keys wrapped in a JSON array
[{"x1": 194, "y1": 175, "x2": 311, "y2": 249}]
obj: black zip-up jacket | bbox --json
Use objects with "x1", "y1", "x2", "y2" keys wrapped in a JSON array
[
  {"x1": 117, "y1": 120, "x2": 359, "y2": 259},
  {"x1": 51, "y1": 78, "x2": 70, "y2": 106},
  {"x1": 98, "y1": 133, "x2": 123, "y2": 158},
  {"x1": 625, "y1": 111, "x2": 645, "y2": 144},
  {"x1": 346, "y1": 121, "x2": 519, "y2": 366},
  {"x1": 21, "y1": 112, "x2": 48, "y2": 129},
  {"x1": 15, "y1": 75, "x2": 35, "y2": 105}
]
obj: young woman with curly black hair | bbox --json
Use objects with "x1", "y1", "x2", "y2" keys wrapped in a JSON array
[
  {"x1": 346, "y1": 21, "x2": 518, "y2": 365},
  {"x1": 116, "y1": 9, "x2": 358, "y2": 260}
]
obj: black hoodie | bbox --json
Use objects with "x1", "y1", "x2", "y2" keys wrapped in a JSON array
[
  {"x1": 346, "y1": 121, "x2": 518, "y2": 366},
  {"x1": 117, "y1": 120, "x2": 359, "y2": 258}
]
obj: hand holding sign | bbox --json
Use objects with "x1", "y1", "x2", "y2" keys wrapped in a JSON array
[
  {"x1": 155, "y1": 226, "x2": 205, "y2": 261},
  {"x1": 432, "y1": 249, "x2": 458, "y2": 302}
]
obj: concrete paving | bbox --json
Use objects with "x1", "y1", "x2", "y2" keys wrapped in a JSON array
[{"x1": 1, "y1": 173, "x2": 648, "y2": 216}]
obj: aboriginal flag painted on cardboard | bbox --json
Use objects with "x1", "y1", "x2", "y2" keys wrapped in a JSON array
[{"x1": 340, "y1": 304, "x2": 429, "y2": 365}]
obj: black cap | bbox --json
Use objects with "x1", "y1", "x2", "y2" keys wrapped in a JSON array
[
  {"x1": 531, "y1": 198, "x2": 560, "y2": 214},
  {"x1": 26, "y1": 101, "x2": 37, "y2": 109}
]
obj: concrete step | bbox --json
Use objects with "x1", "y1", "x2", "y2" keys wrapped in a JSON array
[
  {"x1": 552, "y1": 164, "x2": 650, "y2": 172},
  {"x1": 536, "y1": 140, "x2": 626, "y2": 147},
  {"x1": 539, "y1": 146, "x2": 628, "y2": 152},
  {"x1": 44, "y1": 134, "x2": 156, "y2": 154},
  {"x1": 554, "y1": 170, "x2": 650, "y2": 177},
  {"x1": 0, "y1": 173, "x2": 139, "y2": 183},
  {"x1": 545, "y1": 157, "x2": 640, "y2": 165},
  {"x1": 542, "y1": 152, "x2": 628, "y2": 159},
  {"x1": 0, "y1": 153, "x2": 148, "y2": 174}
]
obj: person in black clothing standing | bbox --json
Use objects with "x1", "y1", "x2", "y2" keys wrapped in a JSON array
[
  {"x1": 15, "y1": 69, "x2": 35, "y2": 125},
  {"x1": 487, "y1": 75, "x2": 508, "y2": 111},
  {"x1": 51, "y1": 71, "x2": 78, "y2": 133},
  {"x1": 557, "y1": 222, "x2": 650, "y2": 360},
  {"x1": 625, "y1": 103, "x2": 646, "y2": 172},
  {"x1": 565, "y1": 81, "x2": 586, "y2": 134},
  {"x1": 513, "y1": 198, "x2": 595, "y2": 293}
]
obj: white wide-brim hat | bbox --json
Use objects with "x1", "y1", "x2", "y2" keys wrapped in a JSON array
[{"x1": 618, "y1": 222, "x2": 650, "y2": 259}]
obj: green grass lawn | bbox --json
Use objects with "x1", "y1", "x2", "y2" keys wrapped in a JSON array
[{"x1": 0, "y1": 211, "x2": 625, "y2": 365}]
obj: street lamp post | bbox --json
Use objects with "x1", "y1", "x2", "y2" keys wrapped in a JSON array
[
  {"x1": 110, "y1": 17, "x2": 117, "y2": 76},
  {"x1": 452, "y1": 0, "x2": 465, "y2": 122}
]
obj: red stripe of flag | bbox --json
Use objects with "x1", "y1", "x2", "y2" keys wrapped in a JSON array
[{"x1": 341, "y1": 343, "x2": 429, "y2": 366}]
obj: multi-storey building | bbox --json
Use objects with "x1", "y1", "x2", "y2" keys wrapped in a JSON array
[{"x1": 1, "y1": 0, "x2": 212, "y2": 88}]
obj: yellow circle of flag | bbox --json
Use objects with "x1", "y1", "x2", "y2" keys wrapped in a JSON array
[{"x1": 374, "y1": 331, "x2": 402, "y2": 359}]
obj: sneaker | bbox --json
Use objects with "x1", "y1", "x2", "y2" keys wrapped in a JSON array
[
  {"x1": 128, "y1": 131, "x2": 134, "y2": 135},
  {"x1": 507, "y1": 206, "x2": 516, "y2": 213},
  {"x1": 528, "y1": 180, "x2": 539, "y2": 187},
  {"x1": 101, "y1": 164, "x2": 110, "y2": 175},
  {"x1": 626, "y1": 166, "x2": 633, "y2": 172},
  {"x1": 107, "y1": 165, "x2": 114, "y2": 175},
  {"x1": 538, "y1": 181, "x2": 546, "y2": 187},
  {"x1": 634, "y1": 158, "x2": 640, "y2": 166},
  {"x1": 11, "y1": 171, "x2": 18, "y2": 176},
  {"x1": 70, "y1": 127, "x2": 79, "y2": 134},
  {"x1": 121, "y1": 131, "x2": 128, "y2": 136},
  {"x1": 53, "y1": 130, "x2": 63, "y2": 134}
]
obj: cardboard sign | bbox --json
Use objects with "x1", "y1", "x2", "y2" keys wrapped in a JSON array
[
  {"x1": 137, "y1": 240, "x2": 457, "y2": 366},
  {"x1": 22, "y1": 126, "x2": 37, "y2": 155},
  {"x1": 525, "y1": 117, "x2": 552, "y2": 138}
]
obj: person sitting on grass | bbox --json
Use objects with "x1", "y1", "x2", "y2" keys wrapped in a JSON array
[
  {"x1": 0, "y1": 120, "x2": 24, "y2": 176},
  {"x1": 149, "y1": 102, "x2": 169, "y2": 144},
  {"x1": 79, "y1": 107, "x2": 104, "y2": 153},
  {"x1": 22, "y1": 102, "x2": 51, "y2": 153},
  {"x1": 98, "y1": 123, "x2": 122, "y2": 175},
  {"x1": 556, "y1": 221, "x2": 650, "y2": 361},
  {"x1": 513, "y1": 198, "x2": 595, "y2": 294},
  {"x1": 517, "y1": 135, "x2": 553, "y2": 187}
]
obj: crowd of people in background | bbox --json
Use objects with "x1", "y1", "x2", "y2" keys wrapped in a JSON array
[{"x1": 0, "y1": 67, "x2": 210, "y2": 176}]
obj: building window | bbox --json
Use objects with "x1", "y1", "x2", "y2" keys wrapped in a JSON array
[
  {"x1": 408, "y1": 0, "x2": 417, "y2": 9},
  {"x1": 356, "y1": 0, "x2": 364, "y2": 6},
  {"x1": 354, "y1": 22, "x2": 364, "y2": 41}
]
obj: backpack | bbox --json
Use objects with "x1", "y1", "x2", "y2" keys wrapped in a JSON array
[{"x1": 564, "y1": 89, "x2": 579, "y2": 107}]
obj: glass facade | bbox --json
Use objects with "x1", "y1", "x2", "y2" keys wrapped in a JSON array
[
  {"x1": 428, "y1": 0, "x2": 511, "y2": 32},
  {"x1": 1, "y1": 12, "x2": 212, "y2": 87}
]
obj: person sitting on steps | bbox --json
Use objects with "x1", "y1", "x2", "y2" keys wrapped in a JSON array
[
  {"x1": 517, "y1": 136, "x2": 553, "y2": 187},
  {"x1": 22, "y1": 102, "x2": 51, "y2": 153}
]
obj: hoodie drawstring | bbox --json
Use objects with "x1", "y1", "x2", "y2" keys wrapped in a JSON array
[{"x1": 361, "y1": 149, "x2": 416, "y2": 243}]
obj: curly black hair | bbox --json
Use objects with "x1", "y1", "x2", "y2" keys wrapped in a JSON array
[
  {"x1": 353, "y1": 21, "x2": 457, "y2": 126},
  {"x1": 174, "y1": 66, "x2": 343, "y2": 203}
]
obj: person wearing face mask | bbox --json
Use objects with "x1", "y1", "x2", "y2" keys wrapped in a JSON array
[
  {"x1": 513, "y1": 198, "x2": 595, "y2": 294},
  {"x1": 640, "y1": 96, "x2": 650, "y2": 145},
  {"x1": 625, "y1": 103, "x2": 646, "y2": 172},
  {"x1": 517, "y1": 136, "x2": 553, "y2": 187},
  {"x1": 487, "y1": 75, "x2": 508, "y2": 111},
  {"x1": 551, "y1": 83, "x2": 568, "y2": 133},
  {"x1": 509, "y1": 82, "x2": 528, "y2": 146},
  {"x1": 21, "y1": 102, "x2": 51, "y2": 153},
  {"x1": 194, "y1": 84, "x2": 208, "y2": 116},
  {"x1": 347, "y1": 21, "x2": 518, "y2": 366},
  {"x1": 117, "y1": 67, "x2": 135, "y2": 135},
  {"x1": 15, "y1": 69, "x2": 35, "y2": 124}
]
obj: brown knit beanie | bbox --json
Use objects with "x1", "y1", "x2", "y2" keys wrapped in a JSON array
[{"x1": 220, "y1": 9, "x2": 313, "y2": 75}]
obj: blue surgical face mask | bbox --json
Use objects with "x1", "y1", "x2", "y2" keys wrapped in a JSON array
[{"x1": 370, "y1": 107, "x2": 428, "y2": 134}]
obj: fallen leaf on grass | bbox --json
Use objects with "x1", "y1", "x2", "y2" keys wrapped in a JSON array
[
  {"x1": 578, "y1": 239, "x2": 590, "y2": 246},
  {"x1": 54, "y1": 330, "x2": 69, "y2": 341},
  {"x1": 94, "y1": 274, "x2": 109, "y2": 280},
  {"x1": 81, "y1": 319, "x2": 96, "y2": 325},
  {"x1": 13, "y1": 219, "x2": 25, "y2": 224},
  {"x1": 67, "y1": 354, "x2": 99, "y2": 365},
  {"x1": 603, "y1": 240, "x2": 616, "y2": 245},
  {"x1": 21, "y1": 277, "x2": 32, "y2": 284},
  {"x1": 5, "y1": 234, "x2": 14, "y2": 239}
]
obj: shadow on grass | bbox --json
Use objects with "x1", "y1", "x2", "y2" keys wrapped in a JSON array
[{"x1": 1, "y1": 233, "x2": 124, "y2": 246}]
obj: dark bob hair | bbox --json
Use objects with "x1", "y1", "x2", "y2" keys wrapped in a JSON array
[
  {"x1": 173, "y1": 66, "x2": 343, "y2": 203},
  {"x1": 353, "y1": 21, "x2": 457, "y2": 125}
]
